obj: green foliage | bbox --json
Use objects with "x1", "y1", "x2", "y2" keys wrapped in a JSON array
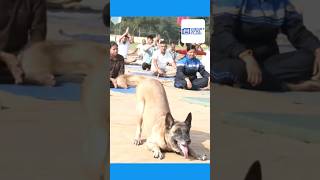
[{"x1": 111, "y1": 17, "x2": 210, "y2": 45}]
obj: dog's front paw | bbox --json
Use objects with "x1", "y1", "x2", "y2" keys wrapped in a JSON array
[
  {"x1": 197, "y1": 154, "x2": 207, "y2": 161},
  {"x1": 153, "y1": 150, "x2": 164, "y2": 160},
  {"x1": 133, "y1": 138, "x2": 142, "y2": 145}
]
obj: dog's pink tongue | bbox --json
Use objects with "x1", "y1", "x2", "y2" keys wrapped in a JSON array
[{"x1": 179, "y1": 144, "x2": 189, "y2": 158}]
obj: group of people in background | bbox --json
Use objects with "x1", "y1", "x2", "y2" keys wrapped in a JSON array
[{"x1": 109, "y1": 28, "x2": 210, "y2": 90}]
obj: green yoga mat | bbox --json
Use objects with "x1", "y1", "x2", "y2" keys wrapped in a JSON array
[
  {"x1": 223, "y1": 112, "x2": 320, "y2": 143},
  {"x1": 183, "y1": 97, "x2": 210, "y2": 107}
]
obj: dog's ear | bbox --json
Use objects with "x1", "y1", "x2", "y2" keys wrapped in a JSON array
[
  {"x1": 244, "y1": 161, "x2": 262, "y2": 180},
  {"x1": 185, "y1": 112, "x2": 192, "y2": 128},
  {"x1": 165, "y1": 112, "x2": 174, "y2": 129}
]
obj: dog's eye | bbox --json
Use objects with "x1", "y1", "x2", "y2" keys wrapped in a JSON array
[{"x1": 175, "y1": 129, "x2": 182, "y2": 134}]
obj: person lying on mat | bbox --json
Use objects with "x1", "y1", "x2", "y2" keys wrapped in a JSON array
[
  {"x1": 212, "y1": 0, "x2": 320, "y2": 91},
  {"x1": 174, "y1": 44, "x2": 210, "y2": 90},
  {"x1": 151, "y1": 40, "x2": 176, "y2": 77},
  {"x1": 0, "y1": 0, "x2": 46, "y2": 84},
  {"x1": 110, "y1": 41, "x2": 125, "y2": 88}
]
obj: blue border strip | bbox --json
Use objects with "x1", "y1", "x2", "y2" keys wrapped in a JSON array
[
  {"x1": 110, "y1": 0, "x2": 210, "y2": 16},
  {"x1": 110, "y1": 163, "x2": 210, "y2": 180}
]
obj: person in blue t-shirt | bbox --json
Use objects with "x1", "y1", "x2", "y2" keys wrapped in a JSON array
[{"x1": 174, "y1": 44, "x2": 210, "y2": 90}]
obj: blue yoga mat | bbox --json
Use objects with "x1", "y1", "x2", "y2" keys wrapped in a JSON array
[
  {"x1": 58, "y1": 30, "x2": 107, "y2": 44},
  {"x1": 125, "y1": 64, "x2": 142, "y2": 69},
  {"x1": 0, "y1": 83, "x2": 81, "y2": 101},
  {"x1": 128, "y1": 72, "x2": 175, "y2": 81},
  {"x1": 110, "y1": 87, "x2": 136, "y2": 94}
]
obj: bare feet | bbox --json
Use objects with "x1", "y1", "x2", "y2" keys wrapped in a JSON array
[{"x1": 287, "y1": 80, "x2": 320, "y2": 91}]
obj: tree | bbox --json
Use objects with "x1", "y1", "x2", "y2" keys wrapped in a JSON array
[{"x1": 110, "y1": 17, "x2": 209, "y2": 45}]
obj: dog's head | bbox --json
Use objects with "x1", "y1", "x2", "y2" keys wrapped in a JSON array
[
  {"x1": 165, "y1": 112, "x2": 192, "y2": 158},
  {"x1": 115, "y1": 75, "x2": 128, "y2": 89}
]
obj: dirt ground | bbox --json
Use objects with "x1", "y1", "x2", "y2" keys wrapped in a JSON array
[
  {"x1": 212, "y1": 85, "x2": 320, "y2": 180},
  {"x1": 0, "y1": 6, "x2": 107, "y2": 179},
  {"x1": 110, "y1": 80, "x2": 210, "y2": 163}
]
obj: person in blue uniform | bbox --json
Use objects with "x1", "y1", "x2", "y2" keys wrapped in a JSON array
[
  {"x1": 212, "y1": 0, "x2": 320, "y2": 91},
  {"x1": 174, "y1": 44, "x2": 210, "y2": 90}
]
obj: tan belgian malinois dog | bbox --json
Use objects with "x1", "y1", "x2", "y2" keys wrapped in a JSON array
[
  {"x1": 116, "y1": 74, "x2": 207, "y2": 160},
  {"x1": 19, "y1": 40, "x2": 107, "y2": 179}
]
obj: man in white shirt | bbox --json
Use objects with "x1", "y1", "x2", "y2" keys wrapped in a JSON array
[
  {"x1": 151, "y1": 40, "x2": 176, "y2": 76},
  {"x1": 167, "y1": 41, "x2": 178, "y2": 61},
  {"x1": 117, "y1": 27, "x2": 134, "y2": 60},
  {"x1": 142, "y1": 35, "x2": 156, "y2": 70},
  {"x1": 137, "y1": 39, "x2": 146, "y2": 58},
  {"x1": 128, "y1": 38, "x2": 146, "y2": 61}
]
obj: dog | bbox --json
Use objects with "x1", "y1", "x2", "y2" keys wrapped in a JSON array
[
  {"x1": 244, "y1": 161, "x2": 262, "y2": 180},
  {"x1": 116, "y1": 74, "x2": 207, "y2": 160},
  {"x1": 19, "y1": 40, "x2": 107, "y2": 179}
]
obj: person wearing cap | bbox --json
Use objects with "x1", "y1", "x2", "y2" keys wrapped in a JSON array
[
  {"x1": 174, "y1": 44, "x2": 210, "y2": 90},
  {"x1": 212, "y1": 0, "x2": 320, "y2": 91}
]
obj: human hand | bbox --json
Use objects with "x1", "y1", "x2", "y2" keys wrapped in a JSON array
[
  {"x1": 0, "y1": 52, "x2": 23, "y2": 84},
  {"x1": 312, "y1": 48, "x2": 320, "y2": 80},
  {"x1": 156, "y1": 34, "x2": 160, "y2": 40},
  {"x1": 158, "y1": 69, "x2": 164, "y2": 75},
  {"x1": 243, "y1": 56, "x2": 262, "y2": 87},
  {"x1": 185, "y1": 77, "x2": 192, "y2": 89},
  {"x1": 110, "y1": 78, "x2": 117, "y2": 88}
]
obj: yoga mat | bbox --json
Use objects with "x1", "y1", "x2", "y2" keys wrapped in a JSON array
[
  {"x1": 110, "y1": 87, "x2": 136, "y2": 94},
  {"x1": 183, "y1": 97, "x2": 210, "y2": 107},
  {"x1": 0, "y1": 83, "x2": 81, "y2": 101},
  {"x1": 127, "y1": 72, "x2": 175, "y2": 81},
  {"x1": 125, "y1": 64, "x2": 142, "y2": 69},
  {"x1": 129, "y1": 71, "x2": 154, "y2": 76},
  {"x1": 223, "y1": 112, "x2": 320, "y2": 143},
  {"x1": 59, "y1": 30, "x2": 107, "y2": 44}
]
